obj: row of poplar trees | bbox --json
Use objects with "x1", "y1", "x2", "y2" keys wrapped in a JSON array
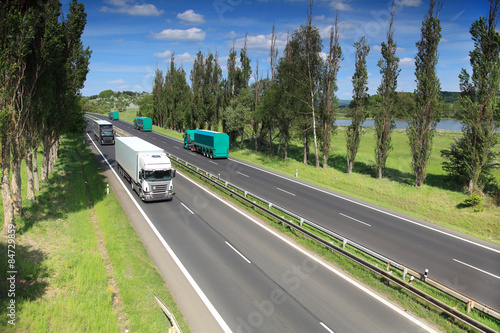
[
  {"x1": 148, "y1": 0, "x2": 499, "y2": 195},
  {"x1": 1, "y1": 0, "x2": 91, "y2": 233}
]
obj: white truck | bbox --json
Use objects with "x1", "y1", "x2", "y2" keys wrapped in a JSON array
[{"x1": 115, "y1": 137, "x2": 175, "y2": 201}]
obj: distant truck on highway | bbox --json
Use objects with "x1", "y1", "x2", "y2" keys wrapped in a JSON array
[
  {"x1": 133, "y1": 117, "x2": 152, "y2": 132},
  {"x1": 115, "y1": 137, "x2": 175, "y2": 201},
  {"x1": 183, "y1": 130, "x2": 229, "y2": 159},
  {"x1": 93, "y1": 119, "x2": 115, "y2": 145},
  {"x1": 109, "y1": 111, "x2": 119, "y2": 120}
]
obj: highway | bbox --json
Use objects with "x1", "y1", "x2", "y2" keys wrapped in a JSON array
[
  {"x1": 95, "y1": 116, "x2": 500, "y2": 310},
  {"x1": 86, "y1": 117, "x2": 438, "y2": 332}
]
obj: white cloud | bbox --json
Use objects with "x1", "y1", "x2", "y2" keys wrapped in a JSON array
[
  {"x1": 224, "y1": 30, "x2": 238, "y2": 39},
  {"x1": 107, "y1": 79, "x2": 125, "y2": 84},
  {"x1": 395, "y1": 0, "x2": 422, "y2": 7},
  {"x1": 399, "y1": 57, "x2": 415, "y2": 67},
  {"x1": 233, "y1": 32, "x2": 288, "y2": 54},
  {"x1": 330, "y1": 1, "x2": 355, "y2": 12},
  {"x1": 151, "y1": 28, "x2": 206, "y2": 42},
  {"x1": 100, "y1": 0, "x2": 163, "y2": 16},
  {"x1": 153, "y1": 50, "x2": 194, "y2": 65},
  {"x1": 177, "y1": 9, "x2": 206, "y2": 25},
  {"x1": 153, "y1": 50, "x2": 172, "y2": 58}
]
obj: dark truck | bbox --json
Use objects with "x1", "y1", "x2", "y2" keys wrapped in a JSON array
[
  {"x1": 93, "y1": 119, "x2": 115, "y2": 145},
  {"x1": 183, "y1": 130, "x2": 229, "y2": 159}
]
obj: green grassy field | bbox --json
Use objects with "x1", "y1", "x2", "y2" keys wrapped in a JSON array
[
  {"x1": 120, "y1": 108, "x2": 499, "y2": 244},
  {"x1": 0, "y1": 134, "x2": 190, "y2": 332}
]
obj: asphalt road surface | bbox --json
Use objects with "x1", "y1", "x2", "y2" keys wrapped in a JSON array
[
  {"x1": 85, "y1": 117, "x2": 440, "y2": 332},
  {"x1": 92, "y1": 115, "x2": 500, "y2": 311}
]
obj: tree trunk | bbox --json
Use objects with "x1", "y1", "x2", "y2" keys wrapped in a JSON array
[
  {"x1": 284, "y1": 132, "x2": 289, "y2": 160},
  {"x1": 303, "y1": 129, "x2": 308, "y2": 165},
  {"x1": 311, "y1": 102, "x2": 320, "y2": 168},
  {"x1": 2, "y1": 136, "x2": 14, "y2": 234},
  {"x1": 11, "y1": 136, "x2": 22, "y2": 216},
  {"x1": 26, "y1": 150, "x2": 35, "y2": 200},
  {"x1": 277, "y1": 132, "x2": 282, "y2": 156},
  {"x1": 33, "y1": 148, "x2": 39, "y2": 191}
]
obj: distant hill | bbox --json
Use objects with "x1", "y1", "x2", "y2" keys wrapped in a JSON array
[{"x1": 338, "y1": 100, "x2": 351, "y2": 109}]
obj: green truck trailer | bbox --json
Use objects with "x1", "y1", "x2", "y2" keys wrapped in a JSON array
[
  {"x1": 109, "y1": 111, "x2": 119, "y2": 120},
  {"x1": 183, "y1": 130, "x2": 229, "y2": 159},
  {"x1": 133, "y1": 117, "x2": 152, "y2": 131}
]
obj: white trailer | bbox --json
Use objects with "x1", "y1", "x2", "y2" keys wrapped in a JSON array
[{"x1": 115, "y1": 137, "x2": 175, "y2": 201}]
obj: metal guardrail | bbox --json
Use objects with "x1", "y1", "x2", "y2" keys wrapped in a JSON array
[
  {"x1": 154, "y1": 293, "x2": 183, "y2": 333},
  {"x1": 167, "y1": 153, "x2": 500, "y2": 333}
]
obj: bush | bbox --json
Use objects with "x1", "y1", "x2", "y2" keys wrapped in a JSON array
[{"x1": 461, "y1": 192, "x2": 483, "y2": 207}]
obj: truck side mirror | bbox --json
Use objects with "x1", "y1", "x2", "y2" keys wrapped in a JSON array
[{"x1": 172, "y1": 169, "x2": 176, "y2": 178}]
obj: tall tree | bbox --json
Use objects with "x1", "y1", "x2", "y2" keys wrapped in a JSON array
[
  {"x1": 287, "y1": 0, "x2": 324, "y2": 167},
  {"x1": 190, "y1": 51, "x2": 204, "y2": 128},
  {"x1": 321, "y1": 14, "x2": 342, "y2": 169},
  {"x1": 408, "y1": 0, "x2": 443, "y2": 187},
  {"x1": 346, "y1": 36, "x2": 370, "y2": 174},
  {"x1": 152, "y1": 65, "x2": 164, "y2": 127},
  {"x1": 374, "y1": 1, "x2": 400, "y2": 179},
  {"x1": 442, "y1": 0, "x2": 500, "y2": 193}
]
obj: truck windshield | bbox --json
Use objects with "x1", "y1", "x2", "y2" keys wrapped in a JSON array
[
  {"x1": 101, "y1": 130, "x2": 114, "y2": 136},
  {"x1": 100, "y1": 125, "x2": 114, "y2": 136},
  {"x1": 144, "y1": 170, "x2": 172, "y2": 181}
]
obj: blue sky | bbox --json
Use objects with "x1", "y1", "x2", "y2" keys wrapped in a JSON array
[{"x1": 76, "y1": 0, "x2": 492, "y2": 99}]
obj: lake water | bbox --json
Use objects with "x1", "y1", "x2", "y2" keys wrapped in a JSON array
[{"x1": 334, "y1": 119, "x2": 499, "y2": 132}]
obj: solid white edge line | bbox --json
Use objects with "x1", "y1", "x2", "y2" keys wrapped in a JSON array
[
  {"x1": 178, "y1": 170, "x2": 438, "y2": 333},
  {"x1": 229, "y1": 158, "x2": 500, "y2": 254},
  {"x1": 87, "y1": 133, "x2": 233, "y2": 333},
  {"x1": 453, "y1": 259, "x2": 500, "y2": 280},
  {"x1": 339, "y1": 213, "x2": 371, "y2": 227},
  {"x1": 276, "y1": 187, "x2": 296, "y2": 196},
  {"x1": 181, "y1": 202, "x2": 195, "y2": 215},
  {"x1": 225, "y1": 241, "x2": 252, "y2": 264},
  {"x1": 320, "y1": 322, "x2": 335, "y2": 333}
]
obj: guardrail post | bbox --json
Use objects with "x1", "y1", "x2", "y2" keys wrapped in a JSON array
[
  {"x1": 467, "y1": 301, "x2": 475, "y2": 313},
  {"x1": 225, "y1": 181, "x2": 228, "y2": 187},
  {"x1": 269, "y1": 203, "x2": 272, "y2": 210},
  {"x1": 403, "y1": 267, "x2": 408, "y2": 281},
  {"x1": 386, "y1": 262, "x2": 391, "y2": 271},
  {"x1": 424, "y1": 269, "x2": 429, "y2": 282},
  {"x1": 300, "y1": 218, "x2": 303, "y2": 227},
  {"x1": 244, "y1": 191, "x2": 247, "y2": 198},
  {"x1": 342, "y1": 239, "x2": 347, "y2": 249}
]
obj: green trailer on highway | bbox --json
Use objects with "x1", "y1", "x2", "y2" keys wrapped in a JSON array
[
  {"x1": 109, "y1": 111, "x2": 119, "y2": 120},
  {"x1": 134, "y1": 117, "x2": 152, "y2": 132},
  {"x1": 184, "y1": 129, "x2": 229, "y2": 159}
]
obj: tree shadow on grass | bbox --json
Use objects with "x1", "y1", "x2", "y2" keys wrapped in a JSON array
[
  {"x1": 0, "y1": 242, "x2": 50, "y2": 325},
  {"x1": 19, "y1": 134, "x2": 108, "y2": 234}
]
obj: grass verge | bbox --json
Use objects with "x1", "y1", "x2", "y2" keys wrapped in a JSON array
[{"x1": 0, "y1": 134, "x2": 190, "y2": 333}]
